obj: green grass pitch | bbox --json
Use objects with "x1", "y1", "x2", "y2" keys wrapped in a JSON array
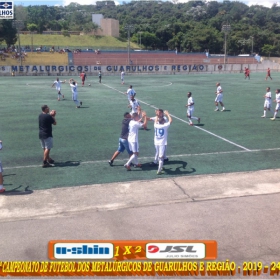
[{"x1": 1, "y1": 72, "x2": 280, "y2": 191}]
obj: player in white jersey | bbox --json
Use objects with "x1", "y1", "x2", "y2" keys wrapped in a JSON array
[
  {"x1": 186, "y1": 92, "x2": 200, "y2": 126},
  {"x1": 126, "y1": 85, "x2": 136, "y2": 103},
  {"x1": 121, "y1": 71, "x2": 125, "y2": 84},
  {"x1": 128, "y1": 96, "x2": 141, "y2": 115},
  {"x1": 148, "y1": 109, "x2": 169, "y2": 165},
  {"x1": 124, "y1": 112, "x2": 147, "y2": 171},
  {"x1": 261, "y1": 87, "x2": 272, "y2": 118},
  {"x1": 69, "y1": 79, "x2": 83, "y2": 108},
  {"x1": 154, "y1": 110, "x2": 172, "y2": 175},
  {"x1": 270, "y1": 89, "x2": 280, "y2": 120},
  {"x1": 214, "y1": 82, "x2": 225, "y2": 111},
  {"x1": 52, "y1": 78, "x2": 66, "y2": 101}
]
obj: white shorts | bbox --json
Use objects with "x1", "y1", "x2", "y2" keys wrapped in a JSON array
[
  {"x1": 276, "y1": 103, "x2": 280, "y2": 111},
  {"x1": 129, "y1": 141, "x2": 139, "y2": 153},
  {"x1": 264, "y1": 100, "x2": 271, "y2": 109},
  {"x1": 187, "y1": 107, "x2": 194, "y2": 117},
  {"x1": 40, "y1": 137, "x2": 53, "y2": 150},
  {"x1": 155, "y1": 145, "x2": 166, "y2": 159},
  {"x1": 215, "y1": 93, "x2": 223, "y2": 102}
]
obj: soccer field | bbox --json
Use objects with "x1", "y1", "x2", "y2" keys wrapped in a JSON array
[{"x1": 1, "y1": 72, "x2": 280, "y2": 192}]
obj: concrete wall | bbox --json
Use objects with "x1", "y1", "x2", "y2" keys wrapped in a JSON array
[
  {"x1": 100, "y1": 19, "x2": 119, "y2": 37},
  {"x1": 91, "y1": 14, "x2": 119, "y2": 37},
  {"x1": 1, "y1": 62, "x2": 279, "y2": 76}
]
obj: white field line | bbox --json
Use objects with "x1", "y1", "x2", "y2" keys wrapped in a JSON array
[
  {"x1": 4, "y1": 148, "x2": 280, "y2": 170},
  {"x1": 102, "y1": 83, "x2": 251, "y2": 151}
]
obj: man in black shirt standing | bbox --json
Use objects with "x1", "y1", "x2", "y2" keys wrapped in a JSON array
[
  {"x1": 39, "y1": 105, "x2": 57, "y2": 168},
  {"x1": 108, "y1": 112, "x2": 133, "y2": 166}
]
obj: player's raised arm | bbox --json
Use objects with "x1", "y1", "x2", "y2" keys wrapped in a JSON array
[
  {"x1": 50, "y1": 110, "x2": 57, "y2": 125},
  {"x1": 142, "y1": 111, "x2": 147, "y2": 127},
  {"x1": 137, "y1": 105, "x2": 142, "y2": 115},
  {"x1": 164, "y1": 110, "x2": 172, "y2": 124}
]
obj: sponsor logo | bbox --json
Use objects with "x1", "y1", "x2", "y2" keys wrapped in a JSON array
[
  {"x1": 53, "y1": 243, "x2": 113, "y2": 259},
  {"x1": 0, "y1": 2, "x2": 13, "y2": 19},
  {"x1": 146, "y1": 243, "x2": 205, "y2": 259}
]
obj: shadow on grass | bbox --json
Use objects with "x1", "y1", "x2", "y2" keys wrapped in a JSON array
[
  {"x1": 1, "y1": 185, "x2": 33, "y2": 196},
  {"x1": 54, "y1": 161, "x2": 81, "y2": 168},
  {"x1": 195, "y1": 124, "x2": 205, "y2": 127},
  {"x1": 163, "y1": 167, "x2": 196, "y2": 176},
  {"x1": 135, "y1": 160, "x2": 196, "y2": 175}
]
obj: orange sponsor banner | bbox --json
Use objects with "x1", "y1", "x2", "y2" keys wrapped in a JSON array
[{"x1": 48, "y1": 240, "x2": 217, "y2": 261}]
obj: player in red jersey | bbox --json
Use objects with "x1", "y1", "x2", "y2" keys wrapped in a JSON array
[
  {"x1": 245, "y1": 67, "x2": 250, "y2": 80},
  {"x1": 80, "y1": 71, "x2": 87, "y2": 86},
  {"x1": 265, "y1": 68, "x2": 272, "y2": 80}
]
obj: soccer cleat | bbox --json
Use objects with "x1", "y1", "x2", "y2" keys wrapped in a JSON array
[
  {"x1": 42, "y1": 162, "x2": 52, "y2": 168},
  {"x1": 0, "y1": 188, "x2": 5, "y2": 193},
  {"x1": 157, "y1": 170, "x2": 165, "y2": 175},
  {"x1": 76, "y1": 106, "x2": 80, "y2": 108},
  {"x1": 198, "y1": 118, "x2": 200, "y2": 124},
  {"x1": 108, "y1": 160, "x2": 113, "y2": 166},
  {"x1": 150, "y1": 162, "x2": 158, "y2": 166},
  {"x1": 221, "y1": 108, "x2": 225, "y2": 111},
  {"x1": 124, "y1": 164, "x2": 131, "y2": 171},
  {"x1": 62, "y1": 95, "x2": 65, "y2": 99},
  {"x1": 48, "y1": 158, "x2": 55, "y2": 164},
  {"x1": 164, "y1": 158, "x2": 169, "y2": 162},
  {"x1": 80, "y1": 101, "x2": 83, "y2": 106},
  {"x1": 270, "y1": 118, "x2": 276, "y2": 120},
  {"x1": 133, "y1": 164, "x2": 142, "y2": 168},
  {"x1": 215, "y1": 108, "x2": 219, "y2": 111},
  {"x1": 261, "y1": 115, "x2": 266, "y2": 118},
  {"x1": 189, "y1": 123, "x2": 194, "y2": 126}
]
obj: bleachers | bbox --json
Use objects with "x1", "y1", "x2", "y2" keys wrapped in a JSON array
[
  {"x1": 73, "y1": 52, "x2": 258, "y2": 66},
  {"x1": 0, "y1": 51, "x2": 258, "y2": 67},
  {"x1": 0, "y1": 52, "x2": 68, "y2": 66}
]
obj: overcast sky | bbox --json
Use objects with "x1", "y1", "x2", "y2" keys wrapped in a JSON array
[{"x1": 14, "y1": 0, "x2": 280, "y2": 8}]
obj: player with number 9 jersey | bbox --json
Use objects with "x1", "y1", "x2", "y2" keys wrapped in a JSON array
[
  {"x1": 153, "y1": 111, "x2": 172, "y2": 175},
  {"x1": 154, "y1": 123, "x2": 170, "y2": 146}
]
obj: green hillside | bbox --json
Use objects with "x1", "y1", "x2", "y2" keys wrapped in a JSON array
[{"x1": 18, "y1": 34, "x2": 139, "y2": 50}]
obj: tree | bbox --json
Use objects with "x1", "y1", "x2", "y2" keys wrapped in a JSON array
[
  {"x1": 139, "y1": 31, "x2": 159, "y2": 49},
  {"x1": 62, "y1": 30, "x2": 70, "y2": 37},
  {"x1": 262, "y1": 44, "x2": 275, "y2": 57},
  {"x1": 0, "y1": 20, "x2": 17, "y2": 47},
  {"x1": 27, "y1": 23, "x2": 38, "y2": 32},
  {"x1": 83, "y1": 22, "x2": 99, "y2": 34},
  {"x1": 14, "y1": 5, "x2": 28, "y2": 21}
]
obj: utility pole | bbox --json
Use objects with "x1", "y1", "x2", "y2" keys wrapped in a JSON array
[
  {"x1": 12, "y1": 20, "x2": 24, "y2": 66},
  {"x1": 138, "y1": 31, "x2": 143, "y2": 50},
  {"x1": 222, "y1": 24, "x2": 231, "y2": 65},
  {"x1": 125, "y1": 24, "x2": 134, "y2": 64}
]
